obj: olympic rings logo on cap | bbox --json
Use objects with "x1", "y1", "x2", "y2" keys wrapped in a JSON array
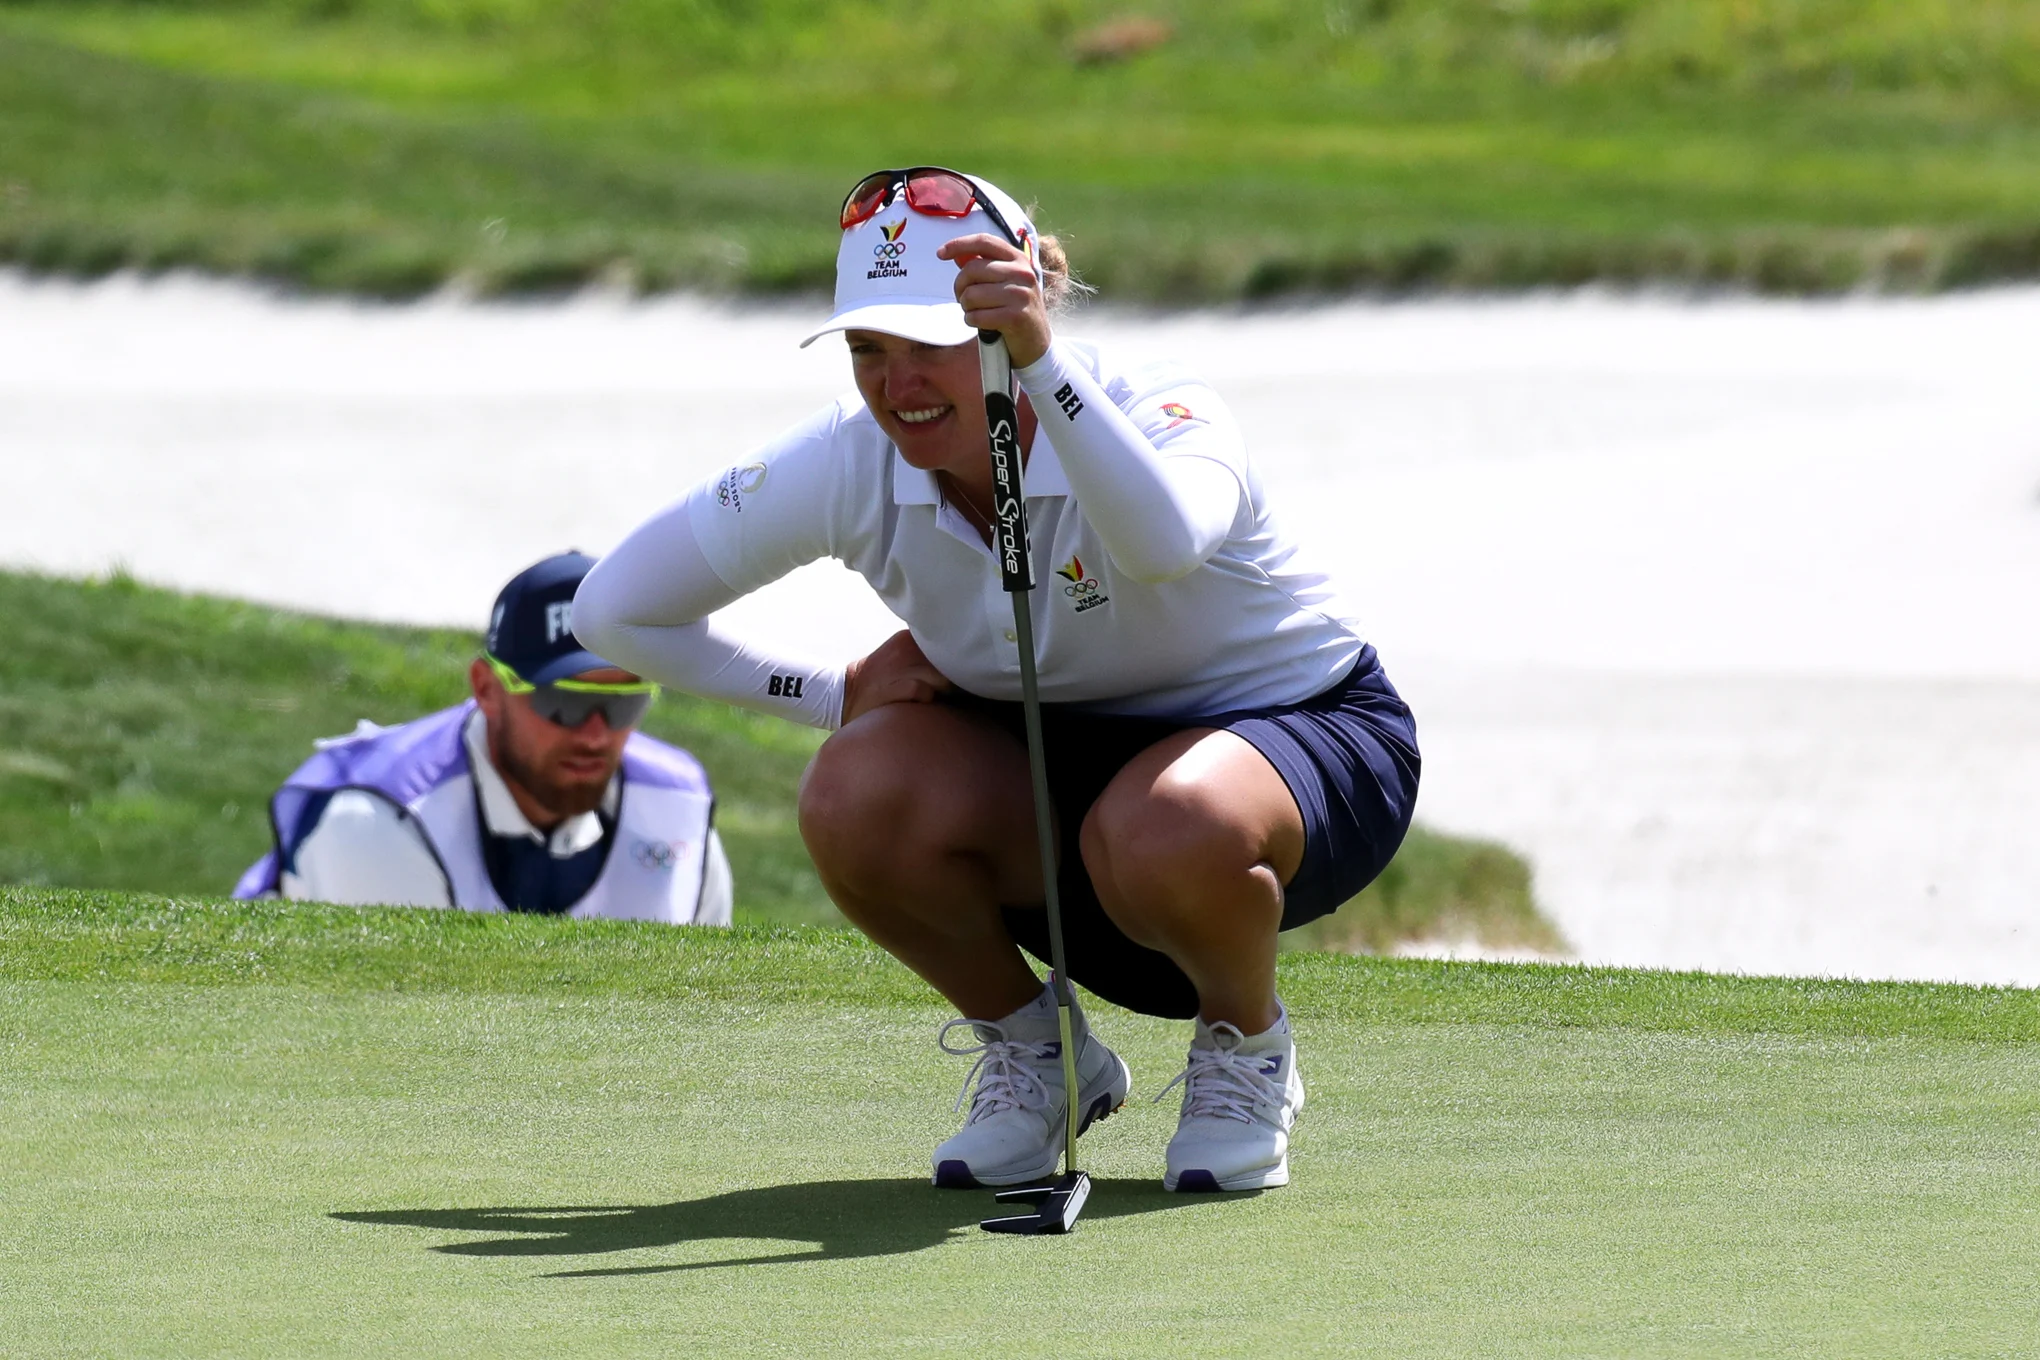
[{"x1": 874, "y1": 241, "x2": 907, "y2": 259}]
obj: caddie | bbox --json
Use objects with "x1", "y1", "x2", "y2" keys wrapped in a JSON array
[
  {"x1": 234, "y1": 551, "x2": 732, "y2": 924},
  {"x1": 573, "y1": 167, "x2": 1419, "y2": 1193}
]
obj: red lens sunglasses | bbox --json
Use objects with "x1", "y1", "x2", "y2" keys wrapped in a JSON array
[{"x1": 838, "y1": 166, "x2": 1022, "y2": 250}]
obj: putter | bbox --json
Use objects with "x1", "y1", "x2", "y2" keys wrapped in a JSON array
[{"x1": 973, "y1": 326, "x2": 1092, "y2": 1236}]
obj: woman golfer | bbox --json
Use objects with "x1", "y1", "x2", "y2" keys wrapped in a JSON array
[{"x1": 574, "y1": 168, "x2": 1419, "y2": 1193}]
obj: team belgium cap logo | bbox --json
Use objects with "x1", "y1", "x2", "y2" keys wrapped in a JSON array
[{"x1": 869, "y1": 217, "x2": 909, "y2": 280}]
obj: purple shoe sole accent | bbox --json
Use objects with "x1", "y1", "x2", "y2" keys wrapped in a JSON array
[
  {"x1": 934, "y1": 1058, "x2": 1127, "y2": 1192},
  {"x1": 934, "y1": 1159, "x2": 980, "y2": 1190},
  {"x1": 1173, "y1": 1170, "x2": 1222, "y2": 1193}
]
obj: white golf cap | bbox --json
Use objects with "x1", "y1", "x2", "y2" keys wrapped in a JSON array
[{"x1": 799, "y1": 172, "x2": 1040, "y2": 349}]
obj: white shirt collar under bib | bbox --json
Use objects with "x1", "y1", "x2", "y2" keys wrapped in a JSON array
[{"x1": 461, "y1": 710, "x2": 617, "y2": 859}]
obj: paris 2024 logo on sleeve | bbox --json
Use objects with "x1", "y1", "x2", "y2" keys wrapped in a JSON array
[{"x1": 715, "y1": 462, "x2": 768, "y2": 513}]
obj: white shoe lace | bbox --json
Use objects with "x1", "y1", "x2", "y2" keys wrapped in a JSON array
[
  {"x1": 1152, "y1": 1021, "x2": 1289, "y2": 1125},
  {"x1": 939, "y1": 1018, "x2": 1054, "y2": 1125}
]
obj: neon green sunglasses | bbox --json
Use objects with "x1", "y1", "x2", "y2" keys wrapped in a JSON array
[{"x1": 485, "y1": 654, "x2": 658, "y2": 729}]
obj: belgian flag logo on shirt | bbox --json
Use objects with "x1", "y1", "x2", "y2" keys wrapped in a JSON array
[{"x1": 1056, "y1": 555, "x2": 1110, "y2": 614}]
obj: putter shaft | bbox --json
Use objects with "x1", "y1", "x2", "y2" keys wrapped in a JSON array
[
  {"x1": 1007, "y1": 580, "x2": 1084, "y2": 1175},
  {"x1": 977, "y1": 329, "x2": 1090, "y2": 1232}
]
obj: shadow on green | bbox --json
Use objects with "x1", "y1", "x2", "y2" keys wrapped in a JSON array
[{"x1": 334, "y1": 1177, "x2": 1240, "y2": 1276}]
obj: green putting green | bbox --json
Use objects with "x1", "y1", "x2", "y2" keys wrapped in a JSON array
[{"x1": 5, "y1": 888, "x2": 2038, "y2": 1357}]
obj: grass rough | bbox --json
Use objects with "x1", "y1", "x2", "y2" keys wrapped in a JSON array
[
  {"x1": 2, "y1": 0, "x2": 2039, "y2": 297},
  {"x1": 0, "y1": 568, "x2": 1553, "y2": 949},
  {"x1": 0, "y1": 566, "x2": 832, "y2": 925}
]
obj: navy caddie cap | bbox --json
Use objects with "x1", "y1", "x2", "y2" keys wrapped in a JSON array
[{"x1": 485, "y1": 551, "x2": 616, "y2": 686}]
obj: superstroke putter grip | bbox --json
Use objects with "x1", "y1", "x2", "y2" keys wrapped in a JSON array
[{"x1": 978, "y1": 331, "x2": 1034, "y2": 593}]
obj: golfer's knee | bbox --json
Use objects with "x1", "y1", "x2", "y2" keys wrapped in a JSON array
[
  {"x1": 797, "y1": 707, "x2": 965, "y2": 882},
  {"x1": 1081, "y1": 777, "x2": 1259, "y2": 937},
  {"x1": 800, "y1": 731, "x2": 897, "y2": 869}
]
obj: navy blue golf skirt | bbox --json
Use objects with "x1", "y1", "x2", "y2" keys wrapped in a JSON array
[{"x1": 945, "y1": 645, "x2": 1420, "y2": 1019}]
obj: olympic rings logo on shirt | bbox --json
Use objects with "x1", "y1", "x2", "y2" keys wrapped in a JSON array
[
  {"x1": 631, "y1": 839, "x2": 681, "y2": 871},
  {"x1": 874, "y1": 241, "x2": 908, "y2": 259},
  {"x1": 1053, "y1": 551, "x2": 1110, "y2": 612}
]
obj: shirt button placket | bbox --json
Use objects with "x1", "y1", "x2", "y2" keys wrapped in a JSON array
[{"x1": 990, "y1": 572, "x2": 1020, "y2": 674}]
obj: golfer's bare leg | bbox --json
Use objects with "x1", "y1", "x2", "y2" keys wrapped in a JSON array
[
  {"x1": 1080, "y1": 729, "x2": 1303, "y2": 1034},
  {"x1": 799, "y1": 701, "x2": 1048, "y2": 1020}
]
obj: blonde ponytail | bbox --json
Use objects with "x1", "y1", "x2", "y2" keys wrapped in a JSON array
[{"x1": 1035, "y1": 232, "x2": 1093, "y2": 311}]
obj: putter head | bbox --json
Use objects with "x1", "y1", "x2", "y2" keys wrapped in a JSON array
[{"x1": 980, "y1": 1170, "x2": 1092, "y2": 1235}]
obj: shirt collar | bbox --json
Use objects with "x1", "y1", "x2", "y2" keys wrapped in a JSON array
[
  {"x1": 891, "y1": 423, "x2": 1068, "y2": 505},
  {"x1": 461, "y1": 709, "x2": 616, "y2": 857}
]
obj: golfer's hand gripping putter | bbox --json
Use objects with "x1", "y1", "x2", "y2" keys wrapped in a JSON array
[{"x1": 975, "y1": 330, "x2": 1092, "y2": 1236}]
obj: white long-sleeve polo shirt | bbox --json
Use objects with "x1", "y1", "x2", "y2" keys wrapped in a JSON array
[{"x1": 575, "y1": 338, "x2": 1369, "y2": 725}]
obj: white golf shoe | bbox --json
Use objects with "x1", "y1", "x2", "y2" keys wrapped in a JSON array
[
  {"x1": 1159, "y1": 1006, "x2": 1305, "y2": 1192},
  {"x1": 931, "y1": 985, "x2": 1131, "y2": 1189}
]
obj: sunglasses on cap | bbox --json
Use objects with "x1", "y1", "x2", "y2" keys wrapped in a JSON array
[
  {"x1": 838, "y1": 166, "x2": 1023, "y2": 250},
  {"x1": 484, "y1": 655, "x2": 658, "y2": 730}
]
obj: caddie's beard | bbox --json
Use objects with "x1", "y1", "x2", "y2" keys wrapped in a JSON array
[{"x1": 492, "y1": 728, "x2": 617, "y2": 821}]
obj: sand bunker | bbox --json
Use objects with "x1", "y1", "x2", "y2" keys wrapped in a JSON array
[{"x1": 6, "y1": 272, "x2": 2037, "y2": 983}]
